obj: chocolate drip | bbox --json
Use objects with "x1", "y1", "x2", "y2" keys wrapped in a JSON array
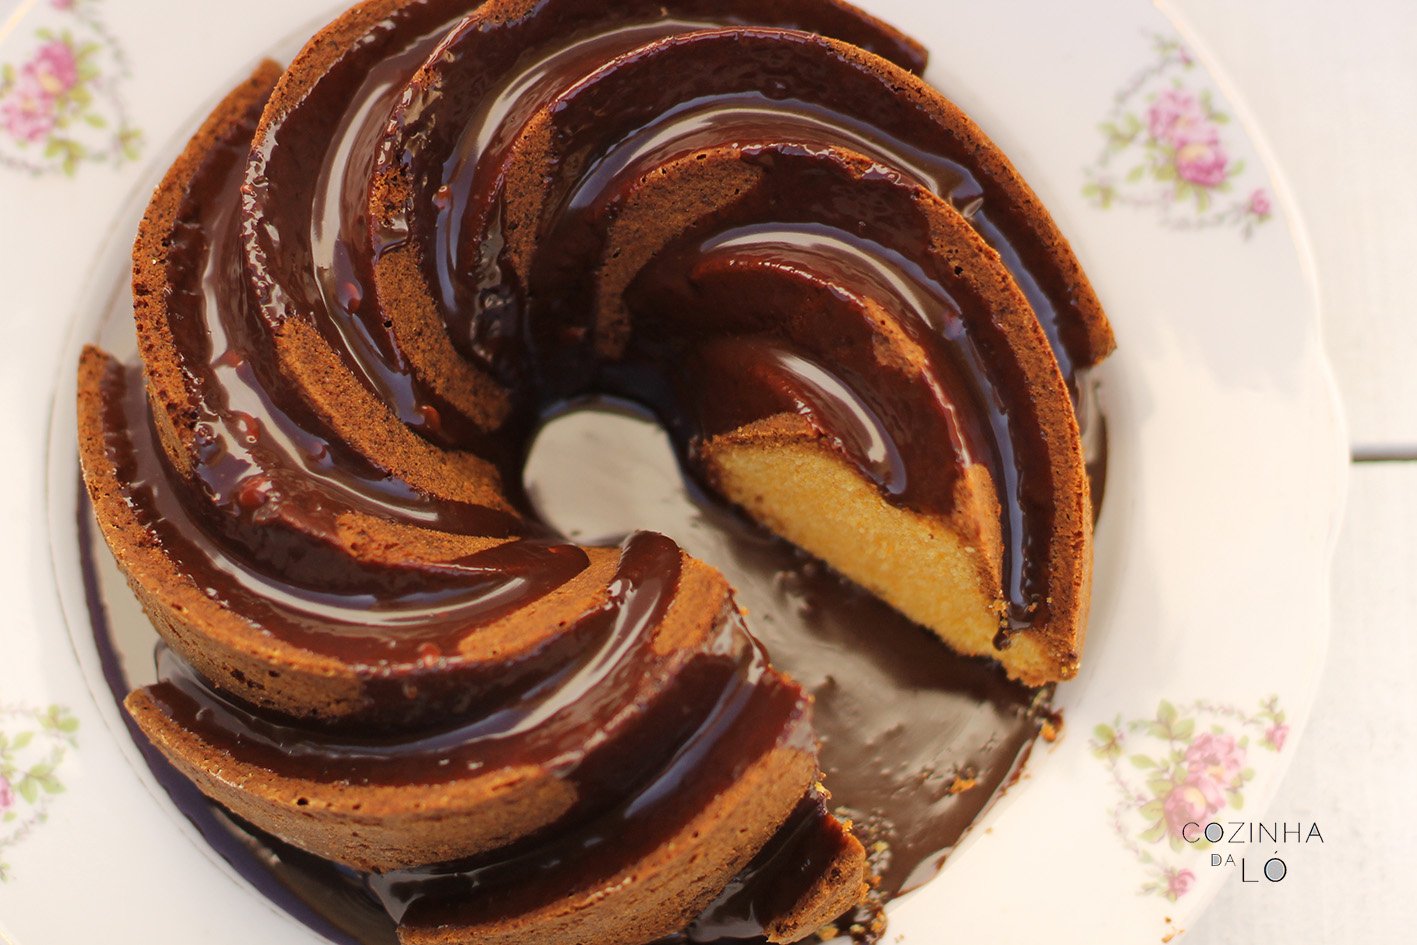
[{"x1": 683, "y1": 790, "x2": 862, "y2": 941}]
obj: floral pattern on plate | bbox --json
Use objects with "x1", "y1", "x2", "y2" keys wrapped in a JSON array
[
  {"x1": 0, "y1": 703, "x2": 79, "y2": 881},
  {"x1": 1082, "y1": 33, "x2": 1273, "y2": 237},
  {"x1": 1091, "y1": 696, "x2": 1287, "y2": 902},
  {"x1": 0, "y1": 0, "x2": 142, "y2": 175}
]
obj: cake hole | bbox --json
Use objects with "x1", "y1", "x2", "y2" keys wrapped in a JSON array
[{"x1": 524, "y1": 401, "x2": 701, "y2": 547}]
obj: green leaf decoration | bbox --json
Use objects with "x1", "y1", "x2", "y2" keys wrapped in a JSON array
[
  {"x1": 1173, "y1": 718, "x2": 1195, "y2": 740},
  {"x1": 1129, "y1": 753, "x2": 1156, "y2": 770},
  {"x1": 1140, "y1": 823, "x2": 1168, "y2": 844},
  {"x1": 9, "y1": 733, "x2": 31, "y2": 751}
]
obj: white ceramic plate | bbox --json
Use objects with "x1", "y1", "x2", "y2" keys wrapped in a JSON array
[{"x1": 0, "y1": 0, "x2": 1344, "y2": 942}]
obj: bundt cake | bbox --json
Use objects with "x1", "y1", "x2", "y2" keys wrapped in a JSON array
[{"x1": 77, "y1": 0, "x2": 1113, "y2": 942}]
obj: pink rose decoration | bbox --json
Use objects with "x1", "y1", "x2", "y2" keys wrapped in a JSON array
[
  {"x1": 51, "y1": 0, "x2": 76, "y2": 9},
  {"x1": 1, "y1": 40, "x2": 80, "y2": 145},
  {"x1": 1266, "y1": 722, "x2": 1289, "y2": 750},
  {"x1": 1248, "y1": 189, "x2": 1272, "y2": 217},
  {"x1": 0, "y1": 774, "x2": 13, "y2": 811},
  {"x1": 1186, "y1": 732, "x2": 1246, "y2": 783},
  {"x1": 1175, "y1": 140, "x2": 1229, "y2": 187},
  {"x1": 1147, "y1": 88, "x2": 1216, "y2": 148},
  {"x1": 1167, "y1": 868, "x2": 1196, "y2": 898},
  {"x1": 1, "y1": 75, "x2": 58, "y2": 143},
  {"x1": 30, "y1": 40, "x2": 79, "y2": 97},
  {"x1": 1162, "y1": 776, "x2": 1222, "y2": 839}
]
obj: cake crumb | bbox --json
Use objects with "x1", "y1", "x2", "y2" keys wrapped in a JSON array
[{"x1": 947, "y1": 776, "x2": 978, "y2": 795}]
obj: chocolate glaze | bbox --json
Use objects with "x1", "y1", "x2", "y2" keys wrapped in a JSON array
[
  {"x1": 78, "y1": 0, "x2": 1108, "y2": 941},
  {"x1": 684, "y1": 791, "x2": 862, "y2": 942},
  {"x1": 371, "y1": 643, "x2": 808, "y2": 933},
  {"x1": 141, "y1": 532, "x2": 727, "y2": 792}
]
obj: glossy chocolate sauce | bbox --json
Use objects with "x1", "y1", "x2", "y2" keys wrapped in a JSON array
[{"x1": 76, "y1": 0, "x2": 1110, "y2": 942}]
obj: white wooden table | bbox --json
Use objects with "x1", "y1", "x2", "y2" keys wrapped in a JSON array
[{"x1": 1164, "y1": 1, "x2": 1417, "y2": 941}]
